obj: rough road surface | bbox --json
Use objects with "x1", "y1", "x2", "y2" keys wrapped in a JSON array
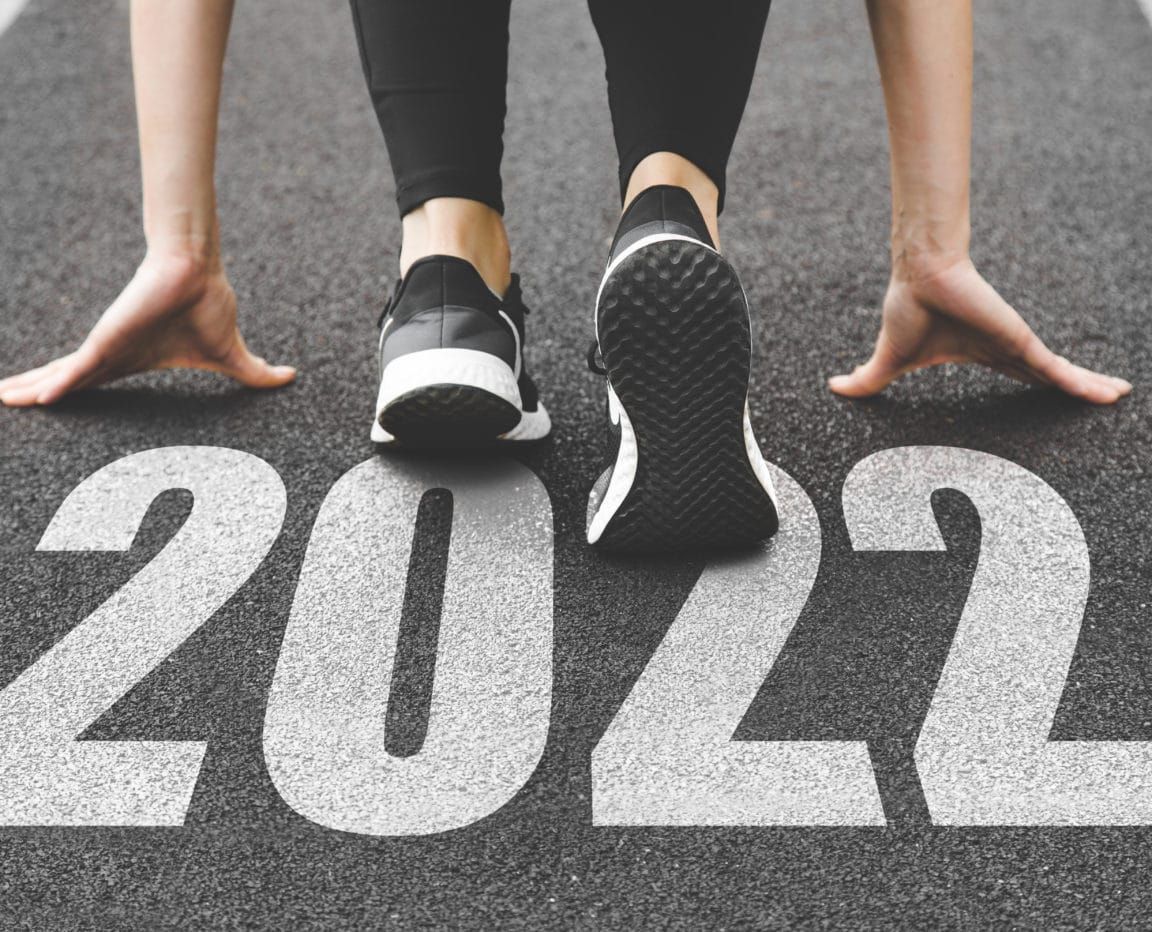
[{"x1": 1, "y1": 0, "x2": 1151, "y2": 927}]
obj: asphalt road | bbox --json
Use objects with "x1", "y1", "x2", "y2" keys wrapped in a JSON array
[{"x1": 2, "y1": 0, "x2": 1152, "y2": 927}]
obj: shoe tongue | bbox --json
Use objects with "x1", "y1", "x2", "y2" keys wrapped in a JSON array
[
  {"x1": 400, "y1": 255, "x2": 501, "y2": 312},
  {"x1": 610, "y1": 185, "x2": 716, "y2": 261}
]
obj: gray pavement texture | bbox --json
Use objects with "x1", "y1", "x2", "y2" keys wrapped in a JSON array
[{"x1": 1, "y1": 0, "x2": 1152, "y2": 927}]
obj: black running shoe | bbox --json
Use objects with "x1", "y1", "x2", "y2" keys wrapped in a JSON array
[
  {"x1": 371, "y1": 255, "x2": 550, "y2": 446},
  {"x1": 585, "y1": 185, "x2": 779, "y2": 551}
]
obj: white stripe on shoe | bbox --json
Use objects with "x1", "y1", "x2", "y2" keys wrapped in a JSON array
[{"x1": 374, "y1": 347, "x2": 521, "y2": 422}]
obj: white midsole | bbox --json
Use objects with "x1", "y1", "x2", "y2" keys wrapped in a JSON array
[
  {"x1": 588, "y1": 233, "x2": 777, "y2": 541},
  {"x1": 499, "y1": 404, "x2": 552, "y2": 442},
  {"x1": 370, "y1": 401, "x2": 551, "y2": 445},
  {"x1": 374, "y1": 347, "x2": 521, "y2": 421},
  {"x1": 371, "y1": 347, "x2": 551, "y2": 445},
  {"x1": 586, "y1": 384, "x2": 637, "y2": 544},
  {"x1": 743, "y1": 402, "x2": 779, "y2": 509}
]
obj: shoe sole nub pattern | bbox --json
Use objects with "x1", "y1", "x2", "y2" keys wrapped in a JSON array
[
  {"x1": 379, "y1": 384, "x2": 521, "y2": 447},
  {"x1": 595, "y1": 239, "x2": 779, "y2": 552}
]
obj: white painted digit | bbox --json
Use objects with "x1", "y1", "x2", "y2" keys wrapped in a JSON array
[
  {"x1": 592, "y1": 465, "x2": 886, "y2": 826},
  {"x1": 843, "y1": 445, "x2": 1152, "y2": 825},
  {"x1": 264, "y1": 456, "x2": 553, "y2": 835},
  {"x1": 0, "y1": 447, "x2": 286, "y2": 826}
]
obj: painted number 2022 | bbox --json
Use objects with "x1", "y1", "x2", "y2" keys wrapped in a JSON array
[{"x1": 1, "y1": 446, "x2": 1147, "y2": 832}]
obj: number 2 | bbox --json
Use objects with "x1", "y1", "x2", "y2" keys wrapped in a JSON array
[
  {"x1": 0, "y1": 447, "x2": 285, "y2": 826},
  {"x1": 844, "y1": 445, "x2": 1152, "y2": 825},
  {"x1": 592, "y1": 464, "x2": 885, "y2": 826}
]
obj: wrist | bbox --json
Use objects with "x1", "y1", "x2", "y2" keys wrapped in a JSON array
[
  {"x1": 891, "y1": 247, "x2": 972, "y2": 286},
  {"x1": 143, "y1": 196, "x2": 222, "y2": 270},
  {"x1": 889, "y1": 199, "x2": 971, "y2": 284},
  {"x1": 890, "y1": 219, "x2": 971, "y2": 284},
  {"x1": 143, "y1": 228, "x2": 223, "y2": 276},
  {"x1": 143, "y1": 245, "x2": 224, "y2": 283}
]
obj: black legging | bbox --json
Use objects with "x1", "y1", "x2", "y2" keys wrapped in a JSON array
[{"x1": 349, "y1": 0, "x2": 771, "y2": 217}]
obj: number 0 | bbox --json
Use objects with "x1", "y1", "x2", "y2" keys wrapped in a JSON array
[{"x1": 264, "y1": 456, "x2": 553, "y2": 835}]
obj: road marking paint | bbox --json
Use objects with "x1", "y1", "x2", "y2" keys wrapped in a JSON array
[
  {"x1": 0, "y1": 0, "x2": 29, "y2": 38},
  {"x1": 593, "y1": 463, "x2": 886, "y2": 827},
  {"x1": 265, "y1": 456, "x2": 553, "y2": 836},
  {"x1": 846, "y1": 446, "x2": 1152, "y2": 825},
  {"x1": 1139, "y1": 0, "x2": 1152, "y2": 27},
  {"x1": 0, "y1": 447, "x2": 286, "y2": 826},
  {"x1": 5, "y1": 444, "x2": 1151, "y2": 829}
]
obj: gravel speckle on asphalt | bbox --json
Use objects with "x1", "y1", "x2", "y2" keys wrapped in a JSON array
[{"x1": 1, "y1": 0, "x2": 1151, "y2": 927}]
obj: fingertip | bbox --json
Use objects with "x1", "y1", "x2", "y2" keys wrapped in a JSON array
[
  {"x1": 0, "y1": 387, "x2": 40, "y2": 407},
  {"x1": 237, "y1": 363, "x2": 297, "y2": 390},
  {"x1": 829, "y1": 381, "x2": 870, "y2": 399},
  {"x1": 1059, "y1": 367, "x2": 1129, "y2": 405},
  {"x1": 829, "y1": 370, "x2": 884, "y2": 398},
  {"x1": 259, "y1": 364, "x2": 296, "y2": 388},
  {"x1": 1078, "y1": 383, "x2": 1121, "y2": 405}
]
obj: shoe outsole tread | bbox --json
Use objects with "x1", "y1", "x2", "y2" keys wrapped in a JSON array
[
  {"x1": 379, "y1": 384, "x2": 521, "y2": 447},
  {"x1": 594, "y1": 239, "x2": 779, "y2": 552}
]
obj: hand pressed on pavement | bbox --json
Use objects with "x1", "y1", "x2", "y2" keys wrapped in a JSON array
[
  {"x1": 829, "y1": 259, "x2": 1131, "y2": 405},
  {"x1": 0, "y1": 253, "x2": 296, "y2": 407}
]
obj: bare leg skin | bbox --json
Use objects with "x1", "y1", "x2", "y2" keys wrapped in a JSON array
[
  {"x1": 625, "y1": 151, "x2": 721, "y2": 248},
  {"x1": 0, "y1": 0, "x2": 294, "y2": 408},
  {"x1": 399, "y1": 198, "x2": 512, "y2": 295},
  {"x1": 829, "y1": 0, "x2": 1130, "y2": 405}
]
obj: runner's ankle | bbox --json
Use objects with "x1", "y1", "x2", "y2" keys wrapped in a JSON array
[{"x1": 400, "y1": 198, "x2": 511, "y2": 294}]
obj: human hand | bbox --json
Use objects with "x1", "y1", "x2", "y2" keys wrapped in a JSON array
[
  {"x1": 829, "y1": 259, "x2": 1131, "y2": 404},
  {"x1": 0, "y1": 252, "x2": 296, "y2": 406}
]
